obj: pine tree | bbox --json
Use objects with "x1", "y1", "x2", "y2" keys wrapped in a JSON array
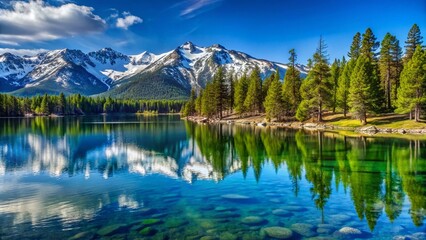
[
  {"x1": 330, "y1": 59, "x2": 341, "y2": 112},
  {"x1": 348, "y1": 32, "x2": 361, "y2": 60},
  {"x1": 337, "y1": 58, "x2": 354, "y2": 117},
  {"x1": 244, "y1": 67, "x2": 262, "y2": 114},
  {"x1": 103, "y1": 97, "x2": 115, "y2": 113},
  {"x1": 212, "y1": 67, "x2": 227, "y2": 119},
  {"x1": 262, "y1": 71, "x2": 276, "y2": 102},
  {"x1": 296, "y1": 74, "x2": 315, "y2": 121},
  {"x1": 349, "y1": 55, "x2": 380, "y2": 124},
  {"x1": 264, "y1": 76, "x2": 284, "y2": 121},
  {"x1": 396, "y1": 46, "x2": 426, "y2": 122},
  {"x1": 307, "y1": 58, "x2": 313, "y2": 69},
  {"x1": 195, "y1": 90, "x2": 202, "y2": 115},
  {"x1": 379, "y1": 33, "x2": 402, "y2": 110},
  {"x1": 282, "y1": 49, "x2": 302, "y2": 115},
  {"x1": 404, "y1": 24, "x2": 423, "y2": 63},
  {"x1": 183, "y1": 89, "x2": 196, "y2": 117},
  {"x1": 360, "y1": 27, "x2": 385, "y2": 111},
  {"x1": 298, "y1": 36, "x2": 332, "y2": 122},
  {"x1": 40, "y1": 94, "x2": 49, "y2": 115},
  {"x1": 361, "y1": 28, "x2": 380, "y2": 61},
  {"x1": 201, "y1": 82, "x2": 217, "y2": 118},
  {"x1": 58, "y1": 92, "x2": 66, "y2": 115},
  {"x1": 228, "y1": 72, "x2": 235, "y2": 114},
  {"x1": 234, "y1": 73, "x2": 249, "y2": 115}
]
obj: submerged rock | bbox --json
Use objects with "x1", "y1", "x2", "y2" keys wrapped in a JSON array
[
  {"x1": 290, "y1": 223, "x2": 316, "y2": 237},
  {"x1": 139, "y1": 208, "x2": 157, "y2": 216},
  {"x1": 272, "y1": 209, "x2": 292, "y2": 217},
  {"x1": 329, "y1": 214, "x2": 352, "y2": 223},
  {"x1": 281, "y1": 205, "x2": 308, "y2": 212},
  {"x1": 96, "y1": 224, "x2": 126, "y2": 236},
  {"x1": 165, "y1": 218, "x2": 189, "y2": 228},
  {"x1": 221, "y1": 194, "x2": 254, "y2": 203},
  {"x1": 197, "y1": 219, "x2": 216, "y2": 229},
  {"x1": 220, "y1": 232, "x2": 238, "y2": 240},
  {"x1": 316, "y1": 227, "x2": 334, "y2": 235},
  {"x1": 213, "y1": 212, "x2": 241, "y2": 218},
  {"x1": 333, "y1": 226, "x2": 369, "y2": 239},
  {"x1": 412, "y1": 232, "x2": 426, "y2": 240},
  {"x1": 200, "y1": 236, "x2": 217, "y2": 240},
  {"x1": 337, "y1": 227, "x2": 361, "y2": 234},
  {"x1": 261, "y1": 227, "x2": 293, "y2": 239},
  {"x1": 139, "y1": 226, "x2": 157, "y2": 236},
  {"x1": 141, "y1": 218, "x2": 163, "y2": 226},
  {"x1": 241, "y1": 216, "x2": 268, "y2": 226},
  {"x1": 215, "y1": 206, "x2": 237, "y2": 212},
  {"x1": 68, "y1": 231, "x2": 93, "y2": 240}
]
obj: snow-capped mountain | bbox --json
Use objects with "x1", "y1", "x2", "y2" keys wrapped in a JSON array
[
  {"x1": 135, "y1": 41, "x2": 297, "y2": 89},
  {"x1": 88, "y1": 48, "x2": 167, "y2": 82},
  {"x1": 0, "y1": 53, "x2": 43, "y2": 92},
  {"x1": 0, "y1": 43, "x2": 307, "y2": 98},
  {"x1": 13, "y1": 49, "x2": 109, "y2": 96}
]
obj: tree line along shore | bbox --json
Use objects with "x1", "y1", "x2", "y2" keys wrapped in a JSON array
[
  {"x1": 182, "y1": 24, "x2": 426, "y2": 131},
  {"x1": 0, "y1": 93, "x2": 185, "y2": 117}
]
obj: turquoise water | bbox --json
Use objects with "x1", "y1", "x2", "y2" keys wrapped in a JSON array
[{"x1": 0, "y1": 115, "x2": 425, "y2": 239}]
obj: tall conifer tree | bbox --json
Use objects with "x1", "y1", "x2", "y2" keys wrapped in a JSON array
[
  {"x1": 396, "y1": 46, "x2": 426, "y2": 122},
  {"x1": 348, "y1": 32, "x2": 361, "y2": 60},
  {"x1": 244, "y1": 67, "x2": 262, "y2": 114},
  {"x1": 404, "y1": 24, "x2": 423, "y2": 63},
  {"x1": 282, "y1": 49, "x2": 302, "y2": 115},
  {"x1": 264, "y1": 75, "x2": 284, "y2": 121},
  {"x1": 379, "y1": 33, "x2": 402, "y2": 109},
  {"x1": 349, "y1": 55, "x2": 379, "y2": 124}
]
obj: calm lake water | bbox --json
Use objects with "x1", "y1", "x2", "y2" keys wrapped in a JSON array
[{"x1": 0, "y1": 115, "x2": 425, "y2": 239}]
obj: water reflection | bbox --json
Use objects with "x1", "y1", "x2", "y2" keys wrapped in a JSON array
[{"x1": 0, "y1": 116, "x2": 425, "y2": 232}]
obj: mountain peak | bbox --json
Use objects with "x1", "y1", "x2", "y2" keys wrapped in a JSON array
[
  {"x1": 210, "y1": 44, "x2": 226, "y2": 50},
  {"x1": 88, "y1": 48, "x2": 129, "y2": 65},
  {"x1": 0, "y1": 52, "x2": 20, "y2": 62},
  {"x1": 180, "y1": 41, "x2": 196, "y2": 53}
]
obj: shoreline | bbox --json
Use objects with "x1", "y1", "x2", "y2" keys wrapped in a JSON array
[{"x1": 185, "y1": 115, "x2": 426, "y2": 135}]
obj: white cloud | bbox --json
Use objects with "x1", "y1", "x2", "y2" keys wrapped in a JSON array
[
  {"x1": 0, "y1": 48, "x2": 48, "y2": 56},
  {"x1": 115, "y1": 12, "x2": 143, "y2": 30},
  {"x1": 180, "y1": 0, "x2": 222, "y2": 18},
  {"x1": 0, "y1": 0, "x2": 107, "y2": 45}
]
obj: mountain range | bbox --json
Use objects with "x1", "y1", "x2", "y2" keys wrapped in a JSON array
[{"x1": 0, "y1": 42, "x2": 307, "y2": 99}]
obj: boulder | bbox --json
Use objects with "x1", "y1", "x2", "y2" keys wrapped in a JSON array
[
  {"x1": 261, "y1": 227, "x2": 293, "y2": 239},
  {"x1": 272, "y1": 209, "x2": 292, "y2": 217},
  {"x1": 257, "y1": 122, "x2": 267, "y2": 127},
  {"x1": 357, "y1": 126, "x2": 378, "y2": 134},
  {"x1": 96, "y1": 224, "x2": 126, "y2": 236},
  {"x1": 241, "y1": 216, "x2": 267, "y2": 226},
  {"x1": 290, "y1": 223, "x2": 316, "y2": 237},
  {"x1": 221, "y1": 194, "x2": 255, "y2": 203},
  {"x1": 304, "y1": 123, "x2": 318, "y2": 128}
]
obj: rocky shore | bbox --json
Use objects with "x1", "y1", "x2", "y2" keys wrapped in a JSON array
[{"x1": 185, "y1": 116, "x2": 426, "y2": 135}]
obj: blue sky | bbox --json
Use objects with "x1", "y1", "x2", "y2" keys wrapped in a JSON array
[{"x1": 0, "y1": 0, "x2": 424, "y2": 64}]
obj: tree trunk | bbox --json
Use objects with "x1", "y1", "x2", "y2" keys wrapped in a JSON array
[
  {"x1": 318, "y1": 101, "x2": 322, "y2": 122},
  {"x1": 415, "y1": 105, "x2": 420, "y2": 122},
  {"x1": 409, "y1": 111, "x2": 412, "y2": 120},
  {"x1": 343, "y1": 102, "x2": 347, "y2": 117},
  {"x1": 387, "y1": 64, "x2": 391, "y2": 109},
  {"x1": 362, "y1": 111, "x2": 368, "y2": 125}
]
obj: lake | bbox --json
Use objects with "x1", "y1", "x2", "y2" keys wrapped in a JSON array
[{"x1": 0, "y1": 115, "x2": 425, "y2": 239}]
